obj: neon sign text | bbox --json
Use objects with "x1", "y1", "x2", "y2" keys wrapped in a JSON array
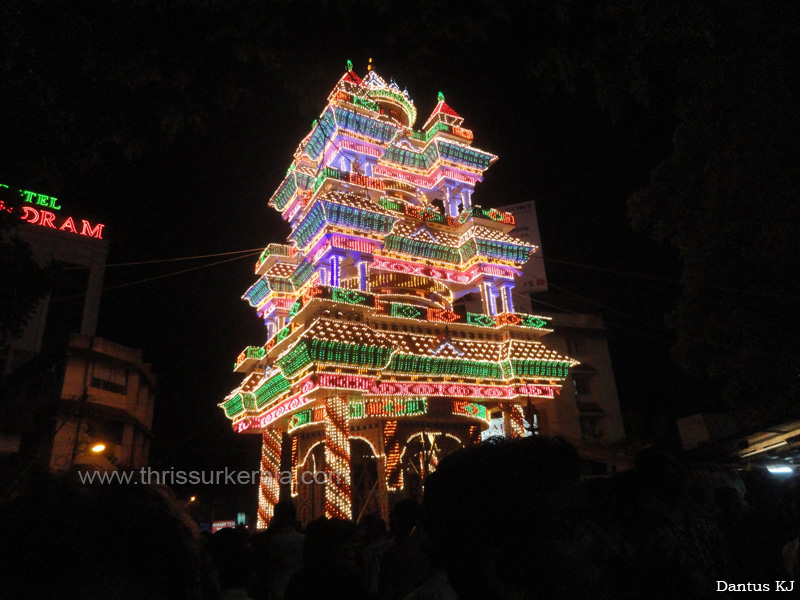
[
  {"x1": 0, "y1": 183, "x2": 60, "y2": 210},
  {"x1": 20, "y1": 206, "x2": 105, "y2": 239}
]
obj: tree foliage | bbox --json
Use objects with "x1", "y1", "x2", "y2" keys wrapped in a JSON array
[
  {"x1": 0, "y1": 215, "x2": 55, "y2": 359},
  {"x1": 531, "y1": 0, "x2": 800, "y2": 421}
]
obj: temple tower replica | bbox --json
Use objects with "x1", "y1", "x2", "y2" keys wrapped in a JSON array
[{"x1": 221, "y1": 65, "x2": 577, "y2": 527}]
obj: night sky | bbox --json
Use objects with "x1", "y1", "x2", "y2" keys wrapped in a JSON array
[{"x1": 7, "y1": 1, "x2": 787, "y2": 515}]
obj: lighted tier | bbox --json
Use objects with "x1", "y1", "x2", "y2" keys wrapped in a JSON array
[{"x1": 224, "y1": 283, "x2": 575, "y2": 433}]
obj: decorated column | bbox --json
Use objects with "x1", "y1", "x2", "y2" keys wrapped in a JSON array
[
  {"x1": 497, "y1": 281, "x2": 515, "y2": 314},
  {"x1": 324, "y1": 396, "x2": 352, "y2": 520},
  {"x1": 500, "y1": 403, "x2": 526, "y2": 438},
  {"x1": 257, "y1": 429, "x2": 283, "y2": 528}
]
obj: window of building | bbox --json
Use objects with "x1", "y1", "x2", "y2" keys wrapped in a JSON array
[
  {"x1": 580, "y1": 417, "x2": 603, "y2": 439},
  {"x1": 91, "y1": 363, "x2": 128, "y2": 395},
  {"x1": 572, "y1": 376, "x2": 591, "y2": 396},
  {"x1": 567, "y1": 338, "x2": 588, "y2": 357}
]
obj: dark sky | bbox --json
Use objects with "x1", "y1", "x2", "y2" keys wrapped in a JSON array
[{"x1": 2, "y1": 1, "x2": 730, "y2": 514}]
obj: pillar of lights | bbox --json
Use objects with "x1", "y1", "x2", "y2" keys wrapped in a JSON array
[{"x1": 220, "y1": 64, "x2": 578, "y2": 528}]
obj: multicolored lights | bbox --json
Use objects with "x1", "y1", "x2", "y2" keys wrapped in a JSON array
[
  {"x1": 1, "y1": 182, "x2": 106, "y2": 239},
  {"x1": 220, "y1": 64, "x2": 577, "y2": 527}
]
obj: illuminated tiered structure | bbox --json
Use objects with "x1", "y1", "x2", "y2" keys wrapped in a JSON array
[{"x1": 221, "y1": 65, "x2": 577, "y2": 527}]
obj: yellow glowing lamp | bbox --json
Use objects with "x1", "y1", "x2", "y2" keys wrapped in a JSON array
[{"x1": 91, "y1": 443, "x2": 106, "y2": 453}]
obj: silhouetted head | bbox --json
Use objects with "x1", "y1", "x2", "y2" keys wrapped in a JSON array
[
  {"x1": 271, "y1": 499, "x2": 298, "y2": 529},
  {"x1": 422, "y1": 436, "x2": 589, "y2": 599},
  {"x1": 302, "y1": 517, "x2": 358, "y2": 568},
  {"x1": 0, "y1": 473, "x2": 202, "y2": 599},
  {"x1": 389, "y1": 498, "x2": 420, "y2": 538},
  {"x1": 357, "y1": 512, "x2": 387, "y2": 544},
  {"x1": 210, "y1": 528, "x2": 252, "y2": 591},
  {"x1": 714, "y1": 486, "x2": 742, "y2": 515}
]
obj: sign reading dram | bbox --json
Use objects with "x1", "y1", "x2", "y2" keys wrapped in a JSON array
[{"x1": 0, "y1": 183, "x2": 105, "y2": 239}]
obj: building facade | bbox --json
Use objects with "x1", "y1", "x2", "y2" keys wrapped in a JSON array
[
  {"x1": 221, "y1": 67, "x2": 580, "y2": 527},
  {"x1": 50, "y1": 333, "x2": 155, "y2": 472},
  {"x1": 0, "y1": 183, "x2": 153, "y2": 476},
  {"x1": 1, "y1": 181, "x2": 108, "y2": 375}
]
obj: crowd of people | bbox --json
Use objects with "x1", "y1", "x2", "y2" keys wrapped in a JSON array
[{"x1": 2, "y1": 436, "x2": 800, "y2": 599}]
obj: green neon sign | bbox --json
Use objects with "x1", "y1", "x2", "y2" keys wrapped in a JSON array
[{"x1": 1, "y1": 183, "x2": 61, "y2": 210}]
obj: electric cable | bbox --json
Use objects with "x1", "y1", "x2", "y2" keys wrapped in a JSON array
[
  {"x1": 53, "y1": 250, "x2": 261, "y2": 302},
  {"x1": 65, "y1": 247, "x2": 265, "y2": 269}
]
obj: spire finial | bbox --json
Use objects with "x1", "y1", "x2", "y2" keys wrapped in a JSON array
[
  {"x1": 346, "y1": 59, "x2": 353, "y2": 72},
  {"x1": 367, "y1": 57, "x2": 373, "y2": 72},
  {"x1": 438, "y1": 91, "x2": 445, "y2": 103}
]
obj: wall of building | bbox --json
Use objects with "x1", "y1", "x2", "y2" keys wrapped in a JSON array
[
  {"x1": 537, "y1": 313, "x2": 626, "y2": 446},
  {"x1": 50, "y1": 334, "x2": 155, "y2": 472},
  {"x1": 3, "y1": 224, "x2": 108, "y2": 375}
]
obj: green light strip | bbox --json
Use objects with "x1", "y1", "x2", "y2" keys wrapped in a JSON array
[
  {"x1": 351, "y1": 398, "x2": 428, "y2": 418},
  {"x1": 438, "y1": 140, "x2": 493, "y2": 170},
  {"x1": 290, "y1": 261, "x2": 314, "y2": 288},
  {"x1": 253, "y1": 372, "x2": 292, "y2": 408},
  {"x1": 309, "y1": 339, "x2": 392, "y2": 369},
  {"x1": 223, "y1": 394, "x2": 245, "y2": 417},
  {"x1": 466, "y1": 313, "x2": 495, "y2": 327},
  {"x1": 390, "y1": 302, "x2": 426, "y2": 320},
  {"x1": 290, "y1": 202, "x2": 326, "y2": 248},
  {"x1": 388, "y1": 354, "x2": 504, "y2": 379},
  {"x1": 275, "y1": 325, "x2": 292, "y2": 343},
  {"x1": 276, "y1": 342, "x2": 312, "y2": 378},
  {"x1": 330, "y1": 288, "x2": 375, "y2": 307},
  {"x1": 521, "y1": 315, "x2": 548, "y2": 329},
  {"x1": 510, "y1": 359, "x2": 570, "y2": 378},
  {"x1": 384, "y1": 235, "x2": 461, "y2": 263},
  {"x1": 452, "y1": 401, "x2": 488, "y2": 420},
  {"x1": 243, "y1": 277, "x2": 271, "y2": 307}
]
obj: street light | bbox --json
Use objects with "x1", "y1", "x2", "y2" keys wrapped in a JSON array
[{"x1": 91, "y1": 443, "x2": 106, "y2": 453}]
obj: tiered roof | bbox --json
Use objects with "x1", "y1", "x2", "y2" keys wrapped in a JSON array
[{"x1": 221, "y1": 65, "x2": 576, "y2": 431}]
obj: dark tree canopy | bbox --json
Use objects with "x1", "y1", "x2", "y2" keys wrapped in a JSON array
[
  {"x1": 0, "y1": 216, "x2": 54, "y2": 358},
  {"x1": 529, "y1": 0, "x2": 800, "y2": 421}
]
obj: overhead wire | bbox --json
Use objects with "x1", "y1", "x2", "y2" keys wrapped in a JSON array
[
  {"x1": 515, "y1": 290, "x2": 674, "y2": 347},
  {"x1": 65, "y1": 247, "x2": 265, "y2": 269},
  {"x1": 53, "y1": 250, "x2": 261, "y2": 302},
  {"x1": 528, "y1": 254, "x2": 789, "y2": 299},
  {"x1": 547, "y1": 282, "x2": 669, "y2": 331}
]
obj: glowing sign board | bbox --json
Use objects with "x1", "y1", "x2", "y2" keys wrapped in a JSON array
[{"x1": 0, "y1": 182, "x2": 105, "y2": 239}]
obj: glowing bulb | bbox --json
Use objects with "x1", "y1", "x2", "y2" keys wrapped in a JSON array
[
  {"x1": 91, "y1": 443, "x2": 106, "y2": 453},
  {"x1": 767, "y1": 466, "x2": 793, "y2": 474}
]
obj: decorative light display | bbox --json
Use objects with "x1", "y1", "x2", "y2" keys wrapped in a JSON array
[
  {"x1": 222, "y1": 393, "x2": 245, "y2": 418},
  {"x1": 499, "y1": 403, "x2": 526, "y2": 437},
  {"x1": 18, "y1": 207, "x2": 106, "y2": 239},
  {"x1": 384, "y1": 420, "x2": 402, "y2": 489},
  {"x1": 0, "y1": 183, "x2": 106, "y2": 240},
  {"x1": 452, "y1": 400, "x2": 489, "y2": 422},
  {"x1": 251, "y1": 372, "x2": 290, "y2": 406},
  {"x1": 355, "y1": 398, "x2": 427, "y2": 418},
  {"x1": 324, "y1": 397, "x2": 351, "y2": 519},
  {"x1": 236, "y1": 346, "x2": 266, "y2": 368},
  {"x1": 1, "y1": 181, "x2": 62, "y2": 210},
  {"x1": 220, "y1": 65, "x2": 578, "y2": 528},
  {"x1": 257, "y1": 430, "x2": 282, "y2": 528}
]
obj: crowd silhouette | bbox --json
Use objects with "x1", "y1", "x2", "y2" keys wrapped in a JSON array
[{"x1": 2, "y1": 436, "x2": 799, "y2": 599}]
